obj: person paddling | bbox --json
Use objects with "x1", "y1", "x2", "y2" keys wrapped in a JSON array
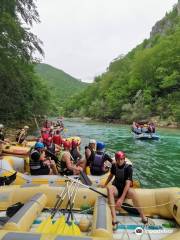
[{"x1": 102, "y1": 151, "x2": 147, "y2": 230}]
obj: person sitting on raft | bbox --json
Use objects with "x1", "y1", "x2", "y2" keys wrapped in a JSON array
[
  {"x1": 102, "y1": 151, "x2": 148, "y2": 230},
  {"x1": 70, "y1": 139, "x2": 86, "y2": 171},
  {"x1": 57, "y1": 140, "x2": 83, "y2": 175},
  {"x1": 29, "y1": 142, "x2": 58, "y2": 175},
  {"x1": 90, "y1": 141, "x2": 113, "y2": 176},
  {"x1": 85, "y1": 139, "x2": 96, "y2": 167},
  {"x1": 16, "y1": 125, "x2": 29, "y2": 144}
]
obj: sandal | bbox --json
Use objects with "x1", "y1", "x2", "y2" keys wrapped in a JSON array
[
  {"x1": 112, "y1": 221, "x2": 119, "y2": 231},
  {"x1": 141, "y1": 218, "x2": 155, "y2": 226}
]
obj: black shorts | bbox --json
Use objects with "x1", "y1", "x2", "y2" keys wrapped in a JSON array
[
  {"x1": 30, "y1": 166, "x2": 50, "y2": 175},
  {"x1": 113, "y1": 184, "x2": 124, "y2": 197}
]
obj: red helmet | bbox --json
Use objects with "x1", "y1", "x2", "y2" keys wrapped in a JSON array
[
  {"x1": 72, "y1": 140, "x2": 79, "y2": 147},
  {"x1": 62, "y1": 140, "x2": 71, "y2": 149},
  {"x1": 115, "y1": 151, "x2": 126, "y2": 160}
]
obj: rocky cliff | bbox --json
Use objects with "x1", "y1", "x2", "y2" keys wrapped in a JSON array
[{"x1": 150, "y1": 1, "x2": 180, "y2": 38}]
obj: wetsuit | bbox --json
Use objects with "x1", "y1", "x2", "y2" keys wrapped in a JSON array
[{"x1": 111, "y1": 163, "x2": 132, "y2": 197}]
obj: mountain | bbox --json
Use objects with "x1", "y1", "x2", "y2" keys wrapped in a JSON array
[
  {"x1": 63, "y1": 2, "x2": 180, "y2": 125},
  {"x1": 35, "y1": 63, "x2": 89, "y2": 112}
]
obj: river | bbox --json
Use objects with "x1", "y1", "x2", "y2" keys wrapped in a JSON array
[{"x1": 62, "y1": 118, "x2": 180, "y2": 189}]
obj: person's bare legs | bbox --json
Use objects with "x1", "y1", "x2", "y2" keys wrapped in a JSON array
[
  {"x1": 126, "y1": 188, "x2": 147, "y2": 222},
  {"x1": 50, "y1": 160, "x2": 58, "y2": 175},
  {"x1": 107, "y1": 185, "x2": 118, "y2": 223}
]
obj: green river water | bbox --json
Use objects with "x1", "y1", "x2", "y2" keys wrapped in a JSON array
[{"x1": 63, "y1": 119, "x2": 180, "y2": 189}]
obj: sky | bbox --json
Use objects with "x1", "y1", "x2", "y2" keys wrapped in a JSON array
[{"x1": 32, "y1": 0, "x2": 178, "y2": 82}]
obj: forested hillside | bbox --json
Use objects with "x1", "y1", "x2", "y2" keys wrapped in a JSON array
[
  {"x1": 0, "y1": 0, "x2": 51, "y2": 122},
  {"x1": 35, "y1": 64, "x2": 89, "y2": 113},
  {"x1": 64, "y1": 4, "x2": 180, "y2": 125}
]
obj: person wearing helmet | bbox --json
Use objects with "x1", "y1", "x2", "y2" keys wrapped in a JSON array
[
  {"x1": 85, "y1": 139, "x2": 96, "y2": 168},
  {"x1": 90, "y1": 141, "x2": 112, "y2": 176},
  {"x1": 57, "y1": 140, "x2": 82, "y2": 175},
  {"x1": 102, "y1": 151, "x2": 147, "y2": 230},
  {"x1": 0, "y1": 124, "x2": 5, "y2": 155},
  {"x1": 29, "y1": 141, "x2": 58, "y2": 175},
  {"x1": 16, "y1": 126, "x2": 29, "y2": 144},
  {"x1": 70, "y1": 140, "x2": 82, "y2": 163},
  {"x1": 52, "y1": 130, "x2": 62, "y2": 146}
]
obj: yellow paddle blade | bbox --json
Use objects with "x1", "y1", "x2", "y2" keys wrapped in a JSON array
[
  {"x1": 50, "y1": 215, "x2": 66, "y2": 234},
  {"x1": 72, "y1": 221, "x2": 81, "y2": 236},
  {"x1": 36, "y1": 216, "x2": 50, "y2": 233},
  {"x1": 55, "y1": 216, "x2": 66, "y2": 234},
  {"x1": 36, "y1": 216, "x2": 52, "y2": 234},
  {"x1": 61, "y1": 223, "x2": 71, "y2": 235}
]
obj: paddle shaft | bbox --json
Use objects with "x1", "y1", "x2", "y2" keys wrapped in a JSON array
[
  {"x1": 51, "y1": 181, "x2": 74, "y2": 218},
  {"x1": 66, "y1": 181, "x2": 80, "y2": 222},
  {"x1": 65, "y1": 175, "x2": 108, "y2": 198}
]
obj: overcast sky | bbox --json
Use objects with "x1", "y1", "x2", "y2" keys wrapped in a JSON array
[{"x1": 32, "y1": 0, "x2": 178, "y2": 82}]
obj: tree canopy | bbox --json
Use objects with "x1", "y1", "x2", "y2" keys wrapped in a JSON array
[
  {"x1": 0, "y1": 0, "x2": 51, "y2": 121},
  {"x1": 64, "y1": 6, "x2": 180, "y2": 124}
]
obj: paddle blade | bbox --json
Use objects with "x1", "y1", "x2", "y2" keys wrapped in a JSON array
[
  {"x1": 52, "y1": 215, "x2": 66, "y2": 234},
  {"x1": 61, "y1": 223, "x2": 71, "y2": 235},
  {"x1": 121, "y1": 203, "x2": 139, "y2": 215},
  {"x1": 36, "y1": 216, "x2": 52, "y2": 233},
  {"x1": 56, "y1": 216, "x2": 67, "y2": 234},
  {"x1": 80, "y1": 171, "x2": 92, "y2": 186},
  {"x1": 72, "y1": 221, "x2": 81, "y2": 236}
]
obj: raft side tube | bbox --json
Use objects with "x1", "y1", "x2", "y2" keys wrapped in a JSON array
[
  {"x1": 3, "y1": 193, "x2": 47, "y2": 231},
  {"x1": 0, "y1": 231, "x2": 110, "y2": 240},
  {"x1": 91, "y1": 196, "x2": 112, "y2": 238}
]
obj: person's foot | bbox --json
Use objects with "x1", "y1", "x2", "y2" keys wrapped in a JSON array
[
  {"x1": 112, "y1": 221, "x2": 119, "y2": 231},
  {"x1": 141, "y1": 218, "x2": 155, "y2": 225}
]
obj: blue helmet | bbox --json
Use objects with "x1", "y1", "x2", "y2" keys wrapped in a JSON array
[
  {"x1": 96, "y1": 142, "x2": 105, "y2": 151},
  {"x1": 35, "y1": 142, "x2": 44, "y2": 149}
]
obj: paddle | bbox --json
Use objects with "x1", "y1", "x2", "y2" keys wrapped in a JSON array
[
  {"x1": 60, "y1": 180, "x2": 81, "y2": 236},
  {"x1": 56, "y1": 181, "x2": 79, "y2": 234},
  {"x1": 65, "y1": 175, "x2": 108, "y2": 198},
  {"x1": 36, "y1": 181, "x2": 71, "y2": 233},
  {"x1": 79, "y1": 171, "x2": 92, "y2": 186},
  {"x1": 66, "y1": 175, "x2": 140, "y2": 216},
  {"x1": 49, "y1": 181, "x2": 77, "y2": 234}
]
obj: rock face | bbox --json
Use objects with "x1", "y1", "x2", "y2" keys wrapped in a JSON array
[
  {"x1": 178, "y1": 0, "x2": 180, "y2": 15},
  {"x1": 150, "y1": 1, "x2": 180, "y2": 38},
  {"x1": 150, "y1": 18, "x2": 172, "y2": 38}
]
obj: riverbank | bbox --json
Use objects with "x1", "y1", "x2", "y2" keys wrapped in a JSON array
[{"x1": 67, "y1": 116, "x2": 180, "y2": 129}]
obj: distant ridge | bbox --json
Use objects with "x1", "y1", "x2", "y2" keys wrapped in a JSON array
[{"x1": 35, "y1": 63, "x2": 89, "y2": 110}]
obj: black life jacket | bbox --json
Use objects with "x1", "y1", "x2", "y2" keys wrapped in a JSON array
[
  {"x1": 29, "y1": 149, "x2": 41, "y2": 170},
  {"x1": 85, "y1": 146, "x2": 95, "y2": 166},
  {"x1": 90, "y1": 153, "x2": 104, "y2": 175},
  {"x1": 112, "y1": 163, "x2": 130, "y2": 189}
]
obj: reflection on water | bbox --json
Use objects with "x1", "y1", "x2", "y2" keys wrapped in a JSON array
[{"x1": 64, "y1": 119, "x2": 180, "y2": 188}]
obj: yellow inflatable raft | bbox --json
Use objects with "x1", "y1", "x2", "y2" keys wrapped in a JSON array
[
  {"x1": 0, "y1": 158, "x2": 140, "y2": 188},
  {"x1": 0, "y1": 185, "x2": 179, "y2": 239}
]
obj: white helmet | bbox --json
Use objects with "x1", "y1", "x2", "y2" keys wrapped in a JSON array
[
  {"x1": 89, "y1": 139, "x2": 96, "y2": 144},
  {"x1": 0, "y1": 124, "x2": 4, "y2": 129},
  {"x1": 24, "y1": 126, "x2": 29, "y2": 129}
]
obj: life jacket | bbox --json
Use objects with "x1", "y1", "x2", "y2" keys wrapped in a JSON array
[
  {"x1": 16, "y1": 129, "x2": 26, "y2": 142},
  {"x1": 112, "y1": 163, "x2": 131, "y2": 189},
  {"x1": 85, "y1": 146, "x2": 95, "y2": 166},
  {"x1": 70, "y1": 147, "x2": 81, "y2": 163},
  {"x1": 57, "y1": 151, "x2": 73, "y2": 175},
  {"x1": 29, "y1": 149, "x2": 41, "y2": 170},
  {"x1": 90, "y1": 153, "x2": 104, "y2": 175}
]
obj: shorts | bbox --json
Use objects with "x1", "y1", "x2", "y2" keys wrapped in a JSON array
[
  {"x1": 112, "y1": 184, "x2": 124, "y2": 197},
  {"x1": 30, "y1": 166, "x2": 50, "y2": 175}
]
